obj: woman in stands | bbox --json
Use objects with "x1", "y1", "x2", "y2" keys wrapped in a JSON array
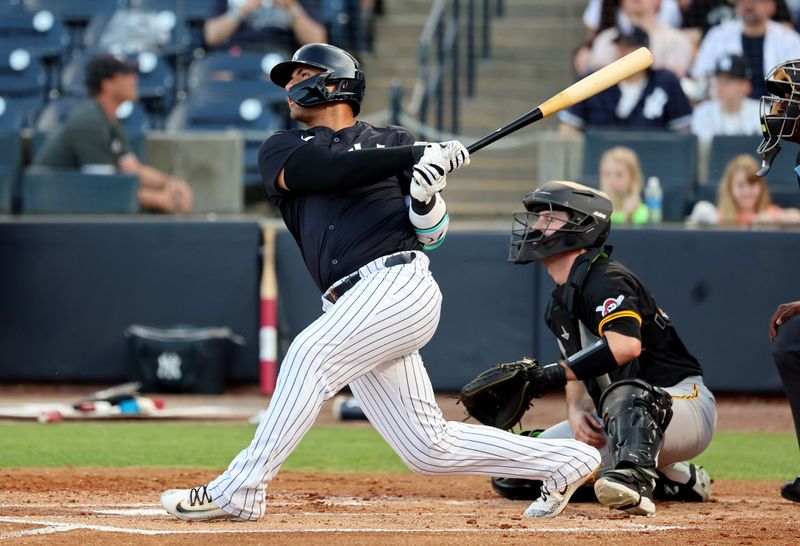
[
  {"x1": 599, "y1": 146, "x2": 650, "y2": 225},
  {"x1": 689, "y1": 154, "x2": 800, "y2": 226}
]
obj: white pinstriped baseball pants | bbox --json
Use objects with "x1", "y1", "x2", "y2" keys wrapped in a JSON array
[{"x1": 208, "y1": 251, "x2": 601, "y2": 520}]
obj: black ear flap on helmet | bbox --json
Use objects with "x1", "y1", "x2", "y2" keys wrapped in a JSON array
[
  {"x1": 270, "y1": 43, "x2": 366, "y2": 115},
  {"x1": 757, "y1": 60, "x2": 800, "y2": 176},
  {"x1": 509, "y1": 181, "x2": 613, "y2": 264}
]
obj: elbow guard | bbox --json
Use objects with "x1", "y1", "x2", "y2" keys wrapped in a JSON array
[
  {"x1": 409, "y1": 193, "x2": 449, "y2": 250},
  {"x1": 565, "y1": 337, "x2": 618, "y2": 380}
]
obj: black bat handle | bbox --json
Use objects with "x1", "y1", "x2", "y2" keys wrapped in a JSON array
[{"x1": 466, "y1": 108, "x2": 544, "y2": 154}]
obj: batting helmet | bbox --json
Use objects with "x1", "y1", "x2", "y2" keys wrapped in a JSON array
[
  {"x1": 756, "y1": 59, "x2": 800, "y2": 176},
  {"x1": 509, "y1": 181, "x2": 613, "y2": 264},
  {"x1": 270, "y1": 43, "x2": 366, "y2": 115}
]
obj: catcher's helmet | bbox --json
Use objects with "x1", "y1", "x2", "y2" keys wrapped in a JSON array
[
  {"x1": 756, "y1": 59, "x2": 800, "y2": 176},
  {"x1": 509, "y1": 181, "x2": 613, "y2": 264},
  {"x1": 270, "y1": 43, "x2": 366, "y2": 115}
]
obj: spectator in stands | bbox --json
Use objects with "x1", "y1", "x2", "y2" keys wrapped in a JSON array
[
  {"x1": 34, "y1": 54, "x2": 193, "y2": 214},
  {"x1": 583, "y1": 0, "x2": 683, "y2": 38},
  {"x1": 687, "y1": 154, "x2": 800, "y2": 225},
  {"x1": 691, "y1": 54, "x2": 761, "y2": 142},
  {"x1": 680, "y1": 0, "x2": 793, "y2": 48},
  {"x1": 690, "y1": 0, "x2": 800, "y2": 98},
  {"x1": 589, "y1": 0, "x2": 695, "y2": 77},
  {"x1": 204, "y1": 0, "x2": 326, "y2": 54},
  {"x1": 560, "y1": 27, "x2": 693, "y2": 132},
  {"x1": 599, "y1": 146, "x2": 650, "y2": 224}
]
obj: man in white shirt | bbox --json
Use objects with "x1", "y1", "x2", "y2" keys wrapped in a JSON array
[
  {"x1": 691, "y1": 54, "x2": 761, "y2": 142},
  {"x1": 691, "y1": 0, "x2": 800, "y2": 98}
]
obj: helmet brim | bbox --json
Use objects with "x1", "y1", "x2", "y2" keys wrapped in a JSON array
[{"x1": 270, "y1": 60, "x2": 330, "y2": 88}]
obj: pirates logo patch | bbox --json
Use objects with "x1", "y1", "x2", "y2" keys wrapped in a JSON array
[{"x1": 595, "y1": 295, "x2": 625, "y2": 317}]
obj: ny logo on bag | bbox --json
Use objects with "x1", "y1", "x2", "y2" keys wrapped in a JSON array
[{"x1": 157, "y1": 352, "x2": 183, "y2": 381}]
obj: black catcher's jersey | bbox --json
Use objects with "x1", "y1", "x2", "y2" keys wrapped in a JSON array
[
  {"x1": 546, "y1": 250, "x2": 703, "y2": 405},
  {"x1": 258, "y1": 121, "x2": 420, "y2": 292}
]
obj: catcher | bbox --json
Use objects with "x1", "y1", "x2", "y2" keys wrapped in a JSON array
[{"x1": 460, "y1": 181, "x2": 717, "y2": 516}]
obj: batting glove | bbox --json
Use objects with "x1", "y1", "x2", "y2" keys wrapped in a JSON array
[
  {"x1": 410, "y1": 171, "x2": 445, "y2": 204},
  {"x1": 419, "y1": 140, "x2": 470, "y2": 174}
]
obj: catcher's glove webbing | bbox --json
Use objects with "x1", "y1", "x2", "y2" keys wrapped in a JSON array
[{"x1": 458, "y1": 357, "x2": 540, "y2": 430}]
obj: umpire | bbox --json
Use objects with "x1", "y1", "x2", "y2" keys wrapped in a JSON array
[{"x1": 760, "y1": 59, "x2": 800, "y2": 503}]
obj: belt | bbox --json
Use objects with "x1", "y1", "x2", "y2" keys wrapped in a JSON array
[{"x1": 323, "y1": 252, "x2": 416, "y2": 304}]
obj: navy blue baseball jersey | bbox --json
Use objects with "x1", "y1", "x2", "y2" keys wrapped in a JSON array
[
  {"x1": 258, "y1": 121, "x2": 421, "y2": 292},
  {"x1": 559, "y1": 68, "x2": 693, "y2": 131}
]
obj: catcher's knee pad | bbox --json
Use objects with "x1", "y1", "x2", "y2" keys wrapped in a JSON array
[{"x1": 599, "y1": 379, "x2": 673, "y2": 471}]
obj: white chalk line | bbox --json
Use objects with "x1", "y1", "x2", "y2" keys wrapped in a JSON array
[{"x1": 0, "y1": 516, "x2": 688, "y2": 538}]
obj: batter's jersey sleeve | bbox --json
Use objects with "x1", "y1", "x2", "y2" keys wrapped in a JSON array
[
  {"x1": 257, "y1": 130, "x2": 306, "y2": 204},
  {"x1": 579, "y1": 273, "x2": 644, "y2": 340}
]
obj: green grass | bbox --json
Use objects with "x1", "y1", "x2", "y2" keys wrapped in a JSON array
[{"x1": 0, "y1": 424, "x2": 796, "y2": 479}]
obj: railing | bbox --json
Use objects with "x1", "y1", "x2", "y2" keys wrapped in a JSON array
[{"x1": 399, "y1": 0, "x2": 504, "y2": 138}]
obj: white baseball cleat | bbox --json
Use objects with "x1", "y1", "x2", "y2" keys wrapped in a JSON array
[
  {"x1": 523, "y1": 465, "x2": 600, "y2": 518},
  {"x1": 161, "y1": 484, "x2": 244, "y2": 521}
]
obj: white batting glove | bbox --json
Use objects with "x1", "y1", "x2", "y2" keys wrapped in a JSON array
[
  {"x1": 410, "y1": 171, "x2": 445, "y2": 203},
  {"x1": 419, "y1": 140, "x2": 470, "y2": 174}
]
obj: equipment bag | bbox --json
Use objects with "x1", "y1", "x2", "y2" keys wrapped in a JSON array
[{"x1": 126, "y1": 325, "x2": 244, "y2": 394}]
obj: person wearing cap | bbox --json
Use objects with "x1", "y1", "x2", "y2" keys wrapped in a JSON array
[
  {"x1": 588, "y1": 0, "x2": 694, "y2": 78},
  {"x1": 34, "y1": 54, "x2": 193, "y2": 214},
  {"x1": 691, "y1": 0, "x2": 800, "y2": 99},
  {"x1": 204, "y1": 0, "x2": 326, "y2": 54},
  {"x1": 560, "y1": 27, "x2": 693, "y2": 132},
  {"x1": 690, "y1": 54, "x2": 761, "y2": 142}
]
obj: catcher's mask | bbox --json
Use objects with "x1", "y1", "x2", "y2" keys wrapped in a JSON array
[
  {"x1": 756, "y1": 59, "x2": 800, "y2": 177},
  {"x1": 270, "y1": 43, "x2": 366, "y2": 115},
  {"x1": 509, "y1": 181, "x2": 612, "y2": 264}
]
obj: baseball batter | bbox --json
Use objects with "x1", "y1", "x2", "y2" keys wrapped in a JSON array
[
  {"x1": 483, "y1": 181, "x2": 717, "y2": 516},
  {"x1": 161, "y1": 43, "x2": 601, "y2": 522}
]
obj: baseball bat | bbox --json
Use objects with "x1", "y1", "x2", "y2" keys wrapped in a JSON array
[
  {"x1": 466, "y1": 47, "x2": 654, "y2": 154},
  {"x1": 259, "y1": 226, "x2": 279, "y2": 395}
]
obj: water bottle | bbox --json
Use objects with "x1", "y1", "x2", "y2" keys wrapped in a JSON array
[{"x1": 644, "y1": 176, "x2": 663, "y2": 224}]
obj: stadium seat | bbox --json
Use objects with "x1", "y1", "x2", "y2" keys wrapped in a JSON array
[
  {"x1": 706, "y1": 136, "x2": 798, "y2": 190},
  {"x1": 0, "y1": 49, "x2": 47, "y2": 127},
  {"x1": 581, "y1": 130, "x2": 698, "y2": 222},
  {"x1": 0, "y1": 96, "x2": 25, "y2": 130},
  {"x1": 22, "y1": 0, "x2": 122, "y2": 51},
  {"x1": 187, "y1": 51, "x2": 288, "y2": 108},
  {"x1": 128, "y1": 0, "x2": 216, "y2": 26},
  {"x1": 0, "y1": 10, "x2": 70, "y2": 63},
  {"x1": 21, "y1": 168, "x2": 139, "y2": 213},
  {"x1": 770, "y1": 188, "x2": 800, "y2": 209}
]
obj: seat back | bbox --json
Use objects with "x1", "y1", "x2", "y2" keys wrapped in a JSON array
[
  {"x1": 21, "y1": 168, "x2": 139, "y2": 213},
  {"x1": 582, "y1": 130, "x2": 698, "y2": 221}
]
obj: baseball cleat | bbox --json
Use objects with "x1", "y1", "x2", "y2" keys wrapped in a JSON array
[
  {"x1": 523, "y1": 465, "x2": 600, "y2": 518},
  {"x1": 161, "y1": 484, "x2": 244, "y2": 521},
  {"x1": 780, "y1": 476, "x2": 800, "y2": 503},
  {"x1": 654, "y1": 462, "x2": 712, "y2": 502},
  {"x1": 594, "y1": 468, "x2": 656, "y2": 516}
]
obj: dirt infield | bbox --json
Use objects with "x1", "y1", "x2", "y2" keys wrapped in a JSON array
[
  {"x1": 1, "y1": 388, "x2": 797, "y2": 544},
  {"x1": 0, "y1": 469, "x2": 796, "y2": 545}
]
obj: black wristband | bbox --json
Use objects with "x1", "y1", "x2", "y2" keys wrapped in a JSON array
[{"x1": 565, "y1": 337, "x2": 618, "y2": 380}]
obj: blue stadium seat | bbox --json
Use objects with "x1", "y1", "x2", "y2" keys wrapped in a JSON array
[
  {"x1": 34, "y1": 97, "x2": 150, "y2": 159},
  {"x1": 0, "y1": 96, "x2": 26, "y2": 130},
  {"x1": 128, "y1": 0, "x2": 216, "y2": 26},
  {"x1": 0, "y1": 10, "x2": 70, "y2": 63},
  {"x1": 0, "y1": 50, "x2": 47, "y2": 127},
  {"x1": 21, "y1": 168, "x2": 139, "y2": 213},
  {"x1": 771, "y1": 188, "x2": 800, "y2": 208},
  {"x1": 22, "y1": 0, "x2": 122, "y2": 52},
  {"x1": 187, "y1": 51, "x2": 288, "y2": 107},
  {"x1": 581, "y1": 130, "x2": 698, "y2": 221},
  {"x1": 706, "y1": 136, "x2": 798, "y2": 189}
]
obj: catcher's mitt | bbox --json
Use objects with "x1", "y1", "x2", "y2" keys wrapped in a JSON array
[{"x1": 458, "y1": 357, "x2": 540, "y2": 430}]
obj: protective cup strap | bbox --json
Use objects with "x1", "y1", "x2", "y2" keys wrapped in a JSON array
[{"x1": 565, "y1": 337, "x2": 617, "y2": 380}]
